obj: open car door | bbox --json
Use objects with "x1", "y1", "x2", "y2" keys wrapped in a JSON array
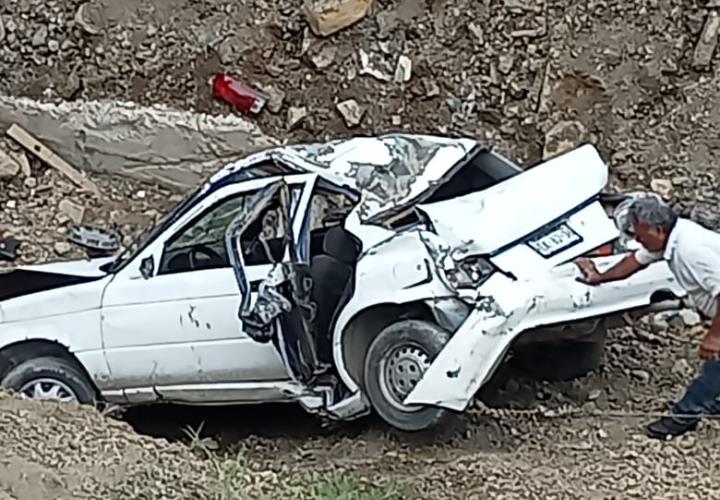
[{"x1": 226, "y1": 173, "x2": 325, "y2": 386}]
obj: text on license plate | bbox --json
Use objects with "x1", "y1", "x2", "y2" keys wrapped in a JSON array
[{"x1": 527, "y1": 223, "x2": 582, "y2": 258}]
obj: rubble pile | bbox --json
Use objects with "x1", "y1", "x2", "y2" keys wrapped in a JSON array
[
  {"x1": 1, "y1": 0, "x2": 720, "y2": 498},
  {"x1": 0, "y1": 390, "x2": 218, "y2": 499}
]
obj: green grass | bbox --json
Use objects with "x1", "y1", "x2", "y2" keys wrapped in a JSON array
[{"x1": 110, "y1": 425, "x2": 412, "y2": 500}]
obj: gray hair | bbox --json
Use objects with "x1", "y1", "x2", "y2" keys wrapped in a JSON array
[{"x1": 627, "y1": 196, "x2": 678, "y2": 232}]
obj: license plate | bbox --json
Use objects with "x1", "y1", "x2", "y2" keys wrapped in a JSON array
[{"x1": 527, "y1": 223, "x2": 582, "y2": 258}]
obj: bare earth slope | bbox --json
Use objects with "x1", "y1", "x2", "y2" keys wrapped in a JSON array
[{"x1": 2, "y1": 0, "x2": 720, "y2": 499}]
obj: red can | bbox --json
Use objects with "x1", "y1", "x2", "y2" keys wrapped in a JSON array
[{"x1": 212, "y1": 73, "x2": 267, "y2": 115}]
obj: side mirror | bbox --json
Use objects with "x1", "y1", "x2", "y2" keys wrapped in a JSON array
[{"x1": 140, "y1": 255, "x2": 154, "y2": 279}]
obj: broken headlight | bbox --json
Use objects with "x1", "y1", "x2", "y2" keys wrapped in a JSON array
[{"x1": 443, "y1": 255, "x2": 496, "y2": 289}]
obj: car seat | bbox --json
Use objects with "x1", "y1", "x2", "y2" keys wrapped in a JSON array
[{"x1": 309, "y1": 226, "x2": 362, "y2": 363}]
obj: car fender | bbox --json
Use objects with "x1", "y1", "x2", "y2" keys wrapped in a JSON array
[
  {"x1": 0, "y1": 310, "x2": 109, "y2": 388},
  {"x1": 331, "y1": 229, "x2": 456, "y2": 394}
]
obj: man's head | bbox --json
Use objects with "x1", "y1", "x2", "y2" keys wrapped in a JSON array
[{"x1": 627, "y1": 196, "x2": 678, "y2": 252}]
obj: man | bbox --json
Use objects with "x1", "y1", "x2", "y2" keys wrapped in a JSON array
[{"x1": 576, "y1": 195, "x2": 720, "y2": 440}]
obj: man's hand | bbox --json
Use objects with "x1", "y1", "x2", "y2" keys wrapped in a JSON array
[
  {"x1": 700, "y1": 330, "x2": 720, "y2": 360},
  {"x1": 575, "y1": 258, "x2": 603, "y2": 285}
]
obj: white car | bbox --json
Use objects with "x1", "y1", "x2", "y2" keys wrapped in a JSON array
[{"x1": 0, "y1": 134, "x2": 684, "y2": 432}]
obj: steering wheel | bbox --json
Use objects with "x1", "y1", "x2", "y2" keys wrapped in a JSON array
[{"x1": 189, "y1": 245, "x2": 224, "y2": 270}]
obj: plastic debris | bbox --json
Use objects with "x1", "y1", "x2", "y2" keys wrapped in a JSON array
[
  {"x1": 66, "y1": 225, "x2": 121, "y2": 258},
  {"x1": 212, "y1": 74, "x2": 267, "y2": 116}
]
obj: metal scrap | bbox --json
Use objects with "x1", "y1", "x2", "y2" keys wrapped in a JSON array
[{"x1": 66, "y1": 225, "x2": 121, "y2": 258}]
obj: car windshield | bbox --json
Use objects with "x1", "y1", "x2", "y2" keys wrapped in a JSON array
[{"x1": 105, "y1": 184, "x2": 204, "y2": 272}]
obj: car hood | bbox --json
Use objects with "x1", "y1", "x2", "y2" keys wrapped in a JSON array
[
  {"x1": 18, "y1": 257, "x2": 115, "y2": 277},
  {"x1": 208, "y1": 133, "x2": 480, "y2": 225},
  {"x1": 0, "y1": 257, "x2": 113, "y2": 303}
]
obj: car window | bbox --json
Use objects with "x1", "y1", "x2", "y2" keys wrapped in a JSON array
[{"x1": 158, "y1": 187, "x2": 293, "y2": 275}]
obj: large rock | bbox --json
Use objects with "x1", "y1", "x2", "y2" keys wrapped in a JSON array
[
  {"x1": 303, "y1": 0, "x2": 373, "y2": 37},
  {"x1": 0, "y1": 148, "x2": 20, "y2": 179},
  {"x1": 0, "y1": 96, "x2": 277, "y2": 191},
  {"x1": 693, "y1": 11, "x2": 720, "y2": 69}
]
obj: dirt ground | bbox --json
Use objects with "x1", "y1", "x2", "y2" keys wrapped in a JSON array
[{"x1": 3, "y1": 0, "x2": 720, "y2": 498}]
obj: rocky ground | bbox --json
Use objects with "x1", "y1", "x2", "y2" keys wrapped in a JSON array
[{"x1": 3, "y1": 0, "x2": 720, "y2": 498}]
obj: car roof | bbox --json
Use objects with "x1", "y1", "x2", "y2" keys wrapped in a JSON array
[{"x1": 206, "y1": 133, "x2": 481, "y2": 224}]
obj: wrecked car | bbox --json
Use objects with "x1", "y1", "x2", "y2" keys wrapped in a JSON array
[{"x1": 0, "y1": 134, "x2": 685, "y2": 432}]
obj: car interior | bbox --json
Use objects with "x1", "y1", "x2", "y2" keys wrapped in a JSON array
[{"x1": 157, "y1": 187, "x2": 296, "y2": 275}]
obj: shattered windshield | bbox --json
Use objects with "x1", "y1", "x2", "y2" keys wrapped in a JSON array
[{"x1": 285, "y1": 134, "x2": 478, "y2": 223}]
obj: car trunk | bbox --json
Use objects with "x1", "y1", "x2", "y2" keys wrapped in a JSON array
[{"x1": 416, "y1": 144, "x2": 620, "y2": 279}]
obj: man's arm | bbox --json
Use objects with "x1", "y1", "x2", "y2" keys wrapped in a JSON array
[
  {"x1": 576, "y1": 251, "x2": 649, "y2": 285},
  {"x1": 700, "y1": 296, "x2": 720, "y2": 360}
]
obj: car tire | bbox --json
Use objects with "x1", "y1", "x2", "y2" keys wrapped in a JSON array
[
  {"x1": 363, "y1": 319, "x2": 454, "y2": 433},
  {"x1": 1, "y1": 356, "x2": 97, "y2": 405},
  {"x1": 512, "y1": 322, "x2": 607, "y2": 381}
]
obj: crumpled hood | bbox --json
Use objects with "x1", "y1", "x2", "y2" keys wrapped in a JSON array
[{"x1": 0, "y1": 257, "x2": 113, "y2": 304}]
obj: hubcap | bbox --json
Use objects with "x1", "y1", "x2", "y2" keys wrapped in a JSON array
[
  {"x1": 18, "y1": 378, "x2": 77, "y2": 402},
  {"x1": 379, "y1": 344, "x2": 431, "y2": 412}
]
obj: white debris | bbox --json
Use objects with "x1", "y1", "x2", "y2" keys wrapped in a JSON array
[
  {"x1": 693, "y1": 11, "x2": 720, "y2": 69},
  {"x1": 358, "y1": 49, "x2": 394, "y2": 82},
  {"x1": 54, "y1": 242, "x2": 73, "y2": 256},
  {"x1": 310, "y1": 44, "x2": 338, "y2": 69},
  {"x1": 394, "y1": 55, "x2": 413, "y2": 83},
  {"x1": 678, "y1": 308, "x2": 702, "y2": 327},
  {"x1": 74, "y1": 3, "x2": 103, "y2": 35},
  {"x1": 258, "y1": 84, "x2": 286, "y2": 114},
  {"x1": 498, "y1": 54, "x2": 515, "y2": 74},
  {"x1": 336, "y1": 99, "x2": 365, "y2": 127},
  {"x1": 650, "y1": 178, "x2": 673, "y2": 199},
  {"x1": 0, "y1": 148, "x2": 21, "y2": 179},
  {"x1": 286, "y1": 106, "x2": 309, "y2": 130},
  {"x1": 31, "y1": 26, "x2": 47, "y2": 48},
  {"x1": 467, "y1": 22, "x2": 484, "y2": 44},
  {"x1": 58, "y1": 199, "x2": 86, "y2": 225},
  {"x1": 630, "y1": 369, "x2": 651, "y2": 383}
]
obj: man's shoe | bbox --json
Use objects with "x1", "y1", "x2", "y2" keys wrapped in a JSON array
[{"x1": 645, "y1": 416, "x2": 699, "y2": 440}]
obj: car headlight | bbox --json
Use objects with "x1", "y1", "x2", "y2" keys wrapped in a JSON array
[{"x1": 442, "y1": 255, "x2": 496, "y2": 289}]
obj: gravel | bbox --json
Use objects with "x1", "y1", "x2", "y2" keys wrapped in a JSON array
[{"x1": 2, "y1": 0, "x2": 720, "y2": 498}]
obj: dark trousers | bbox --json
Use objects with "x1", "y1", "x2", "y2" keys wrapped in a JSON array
[{"x1": 672, "y1": 360, "x2": 720, "y2": 420}]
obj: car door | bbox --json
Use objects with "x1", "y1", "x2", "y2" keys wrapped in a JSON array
[
  {"x1": 229, "y1": 176, "x2": 327, "y2": 387},
  {"x1": 100, "y1": 174, "x2": 316, "y2": 402}
]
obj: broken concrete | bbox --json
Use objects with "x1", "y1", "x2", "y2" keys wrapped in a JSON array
[
  {"x1": 0, "y1": 149, "x2": 20, "y2": 179},
  {"x1": 286, "y1": 106, "x2": 309, "y2": 130},
  {"x1": 693, "y1": 11, "x2": 720, "y2": 69},
  {"x1": 336, "y1": 99, "x2": 365, "y2": 127},
  {"x1": 0, "y1": 96, "x2": 277, "y2": 191},
  {"x1": 58, "y1": 199, "x2": 85, "y2": 225},
  {"x1": 303, "y1": 0, "x2": 373, "y2": 37}
]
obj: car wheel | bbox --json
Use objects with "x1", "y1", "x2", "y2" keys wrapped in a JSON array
[
  {"x1": 1, "y1": 356, "x2": 97, "y2": 405},
  {"x1": 512, "y1": 321, "x2": 607, "y2": 381},
  {"x1": 363, "y1": 319, "x2": 453, "y2": 432}
]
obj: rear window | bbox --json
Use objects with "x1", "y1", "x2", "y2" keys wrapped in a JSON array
[{"x1": 426, "y1": 151, "x2": 521, "y2": 203}]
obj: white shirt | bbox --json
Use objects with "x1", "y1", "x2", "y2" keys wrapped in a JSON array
[{"x1": 635, "y1": 218, "x2": 720, "y2": 318}]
